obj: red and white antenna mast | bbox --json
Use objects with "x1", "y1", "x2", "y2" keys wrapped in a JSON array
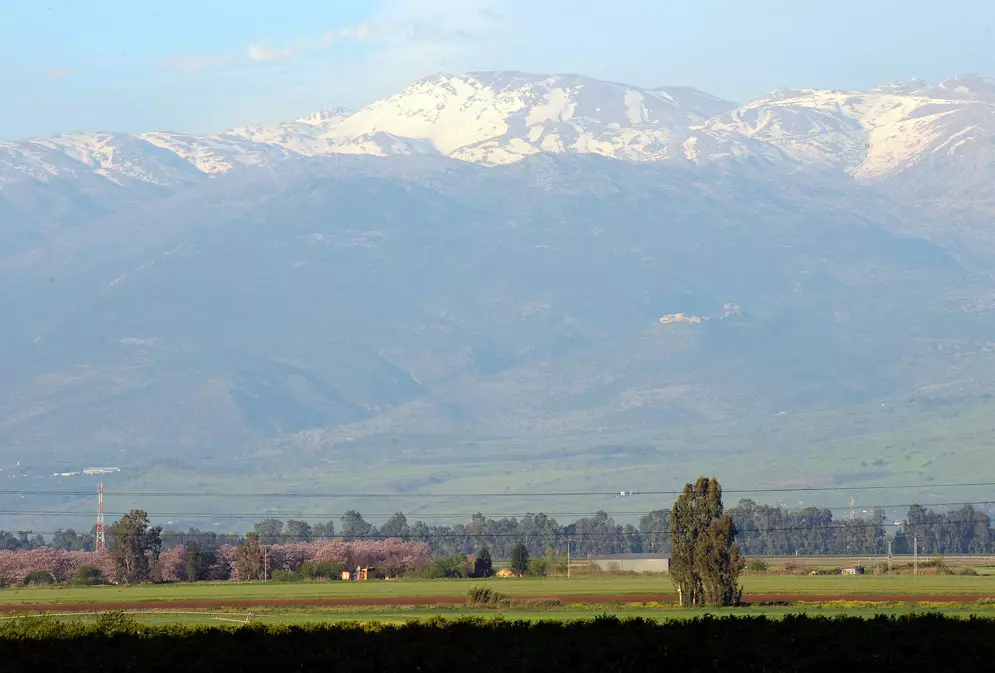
[{"x1": 95, "y1": 482, "x2": 105, "y2": 551}]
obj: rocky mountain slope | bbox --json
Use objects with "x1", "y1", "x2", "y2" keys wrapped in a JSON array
[
  {"x1": 4, "y1": 73, "x2": 993, "y2": 188},
  {"x1": 2, "y1": 73, "x2": 995, "y2": 518}
]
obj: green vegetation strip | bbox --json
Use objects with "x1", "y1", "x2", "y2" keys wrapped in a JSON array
[
  {"x1": 2, "y1": 574, "x2": 994, "y2": 607},
  {"x1": 2, "y1": 614, "x2": 995, "y2": 672},
  {"x1": 7, "y1": 600, "x2": 995, "y2": 627}
]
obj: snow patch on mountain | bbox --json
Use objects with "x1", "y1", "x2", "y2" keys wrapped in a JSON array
[
  {"x1": 1, "y1": 132, "x2": 203, "y2": 186},
  {"x1": 3, "y1": 72, "x2": 994, "y2": 196}
]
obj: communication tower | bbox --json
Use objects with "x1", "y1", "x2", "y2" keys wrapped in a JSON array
[{"x1": 95, "y1": 482, "x2": 105, "y2": 551}]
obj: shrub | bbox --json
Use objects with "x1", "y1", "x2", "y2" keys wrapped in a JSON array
[
  {"x1": 467, "y1": 586, "x2": 509, "y2": 608},
  {"x1": 270, "y1": 570, "x2": 298, "y2": 582},
  {"x1": 746, "y1": 559, "x2": 768, "y2": 572},
  {"x1": 419, "y1": 555, "x2": 469, "y2": 579},
  {"x1": 299, "y1": 561, "x2": 345, "y2": 580},
  {"x1": 508, "y1": 598, "x2": 563, "y2": 610},
  {"x1": 72, "y1": 565, "x2": 105, "y2": 586},
  {"x1": 528, "y1": 558, "x2": 549, "y2": 577},
  {"x1": 94, "y1": 611, "x2": 140, "y2": 634},
  {"x1": 23, "y1": 570, "x2": 55, "y2": 585},
  {"x1": 954, "y1": 567, "x2": 978, "y2": 576}
]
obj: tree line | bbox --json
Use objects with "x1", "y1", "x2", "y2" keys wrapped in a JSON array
[{"x1": 3, "y1": 500, "x2": 993, "y2": 558}]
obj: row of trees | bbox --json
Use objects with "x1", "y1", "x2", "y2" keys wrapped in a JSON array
[
  {"x1": 727, "y1": 500, "x2": 887, "y2": 556},
  {"x1": 4, "y1": 501, "x2": 993, "y2": 559},
  {"x1": 227, "y1": 502, "x2": 993, "y2": 558},
  {"x1": 897, "y1": 505, "x2": 993, "y2": 554}
]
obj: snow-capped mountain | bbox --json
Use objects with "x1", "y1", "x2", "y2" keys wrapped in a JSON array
[
  {"x1": 324, "y1": 72, "x2": 738, "y2": 164},
  {"x1": 699, "y1": 75, "x2": 995, "y2": 181},
  {"x1": 2, "y1": 72, "x2": 994, "y2": 198},
  {"x1": 0, "y1": 131, "x2": 204, "y2": 188}
]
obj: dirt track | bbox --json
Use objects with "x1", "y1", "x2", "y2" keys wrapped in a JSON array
[{"x1": 1, "y1": 593, "x2": 990, "y2": 613}]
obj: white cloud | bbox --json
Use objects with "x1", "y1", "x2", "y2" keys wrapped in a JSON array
[
  {"x1": 246, "y1": 23, "x2": 376, "y2": 62},
  {"x1": 165, "y1": 22, "x2": 378, "y2": 71},
  {"x1": 163, "y1": 0, "x2": 497, "y2": 73},
  {"x1": 44, "y1": 66, "x2": 73, "y2": 80}
]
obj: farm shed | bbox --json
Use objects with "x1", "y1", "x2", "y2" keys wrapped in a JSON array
[{"x1": 590, "y1": 554, "x2": 670, "y2": 574}]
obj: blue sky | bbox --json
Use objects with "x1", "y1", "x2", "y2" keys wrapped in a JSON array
[{"x1": 2, "y1": 0, "x2": 994, "y2": 140}]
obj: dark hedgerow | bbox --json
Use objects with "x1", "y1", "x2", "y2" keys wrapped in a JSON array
[
  {"x1": 22, "y1": 570, "x2": 55, "y2": 585},
  {"x1": 0, "y1": 614, "x2": 994, "y2": 672}
]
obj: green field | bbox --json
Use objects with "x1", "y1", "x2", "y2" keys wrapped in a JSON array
[
  {"x1": 4, "y1": 601, "x2": 995, "y2": 628},
  {"x1": 2, "y1": 574, "x2": 994, "y2": 607}
]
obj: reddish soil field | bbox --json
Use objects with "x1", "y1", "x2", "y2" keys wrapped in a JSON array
[{"x1": 0, "y1": 593, "x2": 989, "y2": 613}]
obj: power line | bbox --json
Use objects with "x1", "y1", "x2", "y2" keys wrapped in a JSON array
[
  {"x1": 2, "y1": 480, "x2": 995, "y2": 498},
  {"x1": 9, "y1": 517, "x2": 993, "y2": 539},
  {"x1": 1, "y1": 501, "x2": 993, "y2": 520}
]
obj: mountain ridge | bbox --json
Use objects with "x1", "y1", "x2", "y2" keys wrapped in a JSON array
[
  {"x1": 4, "y1": 72, "x2": 994, "y2": 195},
  {"x1": 4, "y1": 74, "x2": 995, "y2": 521}
]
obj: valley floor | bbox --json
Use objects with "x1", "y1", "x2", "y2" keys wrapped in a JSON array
[{"x1": 3, "y1": 574, "x2": 995, "y2": 625}]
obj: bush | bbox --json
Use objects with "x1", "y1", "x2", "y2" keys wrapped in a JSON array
[
  {"x1": 747, "y1": 559, "x2": 768, "y2": 572},
  {"x1": 270, "y1": 570, "x2": 298, "y2": 582},
  {"x1": 299, "y1": 562, "x2": 345, "y2": 580},
  {"x1": 23, "y1": 570, "x2": 55, "y2": 585},
  {"x1": 417, "y1": 555, "x2": 469, "y2": 579},
  {"x1": 72, "y1": 565, "x2": 105, "y2": 586},
  {"x1": 954, "y1": 567, "x2": 978, "y2": 576},
  {"x1": 466, "y1": 586, "x2": 509, "y2": 608},
  {"x1": 94, "y1": 611, "x2": 140, "y2": 634},
  {"x1": 528, "y1": 558, "x2": 549, "y2": 577},
  {"x1": 508, "y1": 598, "x2": 563, "y2": 610}
]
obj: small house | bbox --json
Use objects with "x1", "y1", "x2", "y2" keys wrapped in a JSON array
[{"x1": 841, "y1": 565, "x2": 865, "y2": 576}]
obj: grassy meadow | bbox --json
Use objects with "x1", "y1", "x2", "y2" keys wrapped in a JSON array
[{"x1": 2, "y1": 572, "x2": 994, "y2": 607}]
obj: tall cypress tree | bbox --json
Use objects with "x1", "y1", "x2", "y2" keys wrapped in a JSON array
[
  {"x1": 474, "y1": 546, "x2": 494, "y2": 578},
  {"x1": 235, "y1": 533, "x2": 265, "y2": 580},
  {"x1": 510, "y1": 542, "x2": 530, "y2": 576},
  {"x1": 670, "y1": 477, "x2": 743, "y2": 607}
]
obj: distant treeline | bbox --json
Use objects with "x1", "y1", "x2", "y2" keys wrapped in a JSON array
[{"x1": 3, "y1": 500, "x2": 993, "y2": 558}]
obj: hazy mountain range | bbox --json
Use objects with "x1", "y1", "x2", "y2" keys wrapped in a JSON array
[{"x1": 2, "y1": 72, "x2": 995, "y2": 525}]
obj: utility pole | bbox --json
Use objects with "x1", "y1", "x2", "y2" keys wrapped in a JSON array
[
  {"x1": 913, "y1": 534, "x2": 919, "y2": 576},
  {"x1": 263, "y1": 547, "x2": 269, "y2": 581},
  {"x1": 95, "y1": 482, "x2": 105, "y2": 552},
  {"x1": 887, "y1": 539, "x2": 893, "y2": 573},
  {"x1": 566, "y1": 539, "x2": 571, "y2": 578}
]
